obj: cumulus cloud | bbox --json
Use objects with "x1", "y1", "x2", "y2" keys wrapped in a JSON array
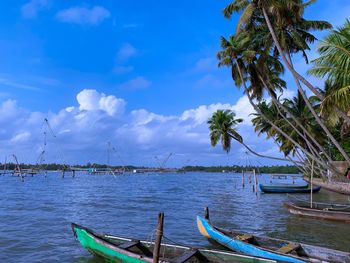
[
  {"x1": 118, "y1": 76, "x2": 151, "y2": 90},
  {"x1": 76, "y1": 89, "x2": 126, "y2": 116},
  {"x1": 117, "y1": 43, "x2": 138, "y2": 61},
  {"x1": 11, "y1": 132, "x2": 31, "y2": 143},
  {"x1": 0, "y1": 90, "x2": 285, "y2": 166},
  {"x1": 21, "y1": 0, "x2": 49, "y2": 19},
  {"x1": 56, "y1": 5, "x2": 110, "y2": 25}
]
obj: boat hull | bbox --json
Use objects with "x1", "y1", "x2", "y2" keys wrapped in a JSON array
[
  {"x1": 284, "y1": 202, "x2": 350, "y2": 222},
  {"x1": 197, "y1": 216, "x2": 306, "y2": 263},
  {"x1": 72, "y1": 223, "x2": 276, "y2": 263},
  {"x1": 259, "y1": 184, "x2": 321, "y2": 193},
  {"x1": 197, "y1": 215, "x2": 350, "y2": 263}
]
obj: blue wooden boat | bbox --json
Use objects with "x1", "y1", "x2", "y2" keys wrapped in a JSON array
[
  {"x1": 259, "y1": 184, "x2": 321, "y2": 194},
  {"x1": 197, "y1": 208, "x2": 350, "y2": 263}
]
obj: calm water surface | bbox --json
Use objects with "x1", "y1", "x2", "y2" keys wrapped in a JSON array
[{"x1": 0, "y1": 172, "x2": 349, "y2": 262}]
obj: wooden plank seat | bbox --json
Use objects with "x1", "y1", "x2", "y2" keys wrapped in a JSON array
[
  {"x1": 277, "y1": 243, "x2": 300, "y2": 254},
  {"x1": 235, "y1": 234, "x2": 253, "y2": 242},
  {"x1": 171, "y1": 249, "x2": 198, "y2": 263},
  {"x1": 118, "y1": 240, "x2": 140, "y2": 250}
]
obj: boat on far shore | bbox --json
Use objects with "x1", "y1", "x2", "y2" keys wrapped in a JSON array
[{"x1": 259, "y1": 184, "x2": 321, "y2": 194}]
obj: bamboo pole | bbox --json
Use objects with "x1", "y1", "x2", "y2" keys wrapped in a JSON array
[
  {"x1": 253, "y1": 169, "x2": 258, "y2": 195},
  {"x1": 242, "y1": 170, "x2": 245, "y2": 188},
  {"x1": 310, "y1": 160, "x2": 314, "y2": 208},
  {"x1": 153, "y1": 213, "x2": 164, "y2": 263}
]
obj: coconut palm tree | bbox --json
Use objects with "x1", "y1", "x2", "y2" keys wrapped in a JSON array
[
  {"x1": 222, "y1": 0, "x2": 350, "y2": 164},
  {"x1": 309, "y1": 20, "x2": 350, "y2": 127},
  {"x1": 208, "y1": 109, "x2": 289, "y2": 161}
]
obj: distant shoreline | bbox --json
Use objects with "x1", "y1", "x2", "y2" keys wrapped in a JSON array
[{"x1": 1, "y1": 163, "x2": 299, "y2": 174}]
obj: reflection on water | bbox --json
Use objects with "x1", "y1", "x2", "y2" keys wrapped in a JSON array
[{"x1": 0, "y1": 172, "x2": 349, "y2": 262}]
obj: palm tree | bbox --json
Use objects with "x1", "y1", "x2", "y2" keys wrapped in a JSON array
[
  {"x1": 217, "y1": 33, "x2": 331, "y2": 169},
  {"x1": 309, "y1": 20, "x2": 350, "y2": 127},
  {"x1": 222, "y1": 0, "x2": 350, "y2": 165},
  {"x1": 208, "y1": 109, "x2": 290, "y2": 161}
]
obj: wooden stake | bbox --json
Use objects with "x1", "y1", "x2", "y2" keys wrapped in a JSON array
[
  {"x1": 253, "y1": 169, "x2": 258, "y2": 195},
  {"x1": 242, "y1": 170, "x2": 245, "y2": 188},
  {"x1": 204, "y1": 207, "x2": 209, "y2": 220},
  {"x1": 153, "y1": 213, "x2": 164, "y2": 263},
  {"x1": 310, "y1": 160, "x2": 314, "y2": 208}
]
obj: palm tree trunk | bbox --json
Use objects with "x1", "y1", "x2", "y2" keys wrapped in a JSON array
[
  {"x1": 261, "y1": 7, "x2": 323, "y2": 99},
  {"x1": 285, "y1": 50, "x2": 350, "y2": 125},
  {"x1": 234, "y1": 137, "x2": 292, "y2": 162},
  {"x1": 261, "y1": 7, "x2": 350, "y2": 165},
  {"x1": 234, "y1": 62, "x2": 328, "y2": 170},
  {"x1": 272, "y1": 138, "x2": 307, "y2": 173},
  {"x1": 256, "y1": 72, "x2": 332, "y2": 163}
]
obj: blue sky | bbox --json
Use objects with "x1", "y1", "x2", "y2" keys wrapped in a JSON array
[{"x1": 0, "y1": 0, "x2": 349, "y2": 167}]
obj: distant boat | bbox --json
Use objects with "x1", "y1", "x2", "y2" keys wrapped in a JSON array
[
  {"x1": 259, "y1": 184, "x2": 321, "y2": 193},
  {"x1": 72, "y1": 223, "x2": 276, "y2": 263},
  {"x1": 284, "y1": 201, "x2": 350, "y2": 222},
  {"x1": 197, "y1": 209, "x2": 350, "y2": 263}
]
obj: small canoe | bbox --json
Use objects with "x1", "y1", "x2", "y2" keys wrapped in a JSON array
[
  {"x1": 197, "y1": 211, "x2": 350, "y2": 263},
  {"x1": 284, "y1": 201, "x2": 350, "y2": 222},
  {"x1": 72, "y1": 223, "x2": 276, "y2": 263},
  {"x1": 261, "y1": 183, "x2": 308, "y2": 188},
  {"x1": 259, "y1": 184, "x2": 321, "y2": 194}
]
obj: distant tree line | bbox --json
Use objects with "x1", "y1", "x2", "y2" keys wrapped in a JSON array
[
  {"x1": 181, "y1": 165, "x2": 299, "y2": 174},
  {"x1": 1, "y1": 162, "x2": 299, "y2": 174}
]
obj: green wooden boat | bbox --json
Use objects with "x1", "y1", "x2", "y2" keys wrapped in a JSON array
[{"x1": 72, "y1": 223, "x2": 276, "y2": 263}]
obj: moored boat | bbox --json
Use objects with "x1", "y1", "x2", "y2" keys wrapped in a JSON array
[
  {"x1": 197, "y1": 208, "x2": 350, "y2": 263},
  {"x1": 284, "y1": 201, "x2": 350, "y2": 222},
  {"x1": 72, "y1": 223, "x2": 276, "y2": 263},
  {"x1": 259, "y1": 184, "x2": 321, "y2": 194}
]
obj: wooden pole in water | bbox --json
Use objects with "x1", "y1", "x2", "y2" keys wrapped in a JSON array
[
  {"x1": 242, "y1": 170, "x2": 245, "y2": 188},
  {"x1": 204, "y1": 207, "x2": 210, "y2": 220},
  {"x1": 253, "y1": 169, "x2": 258, "y2": 195},
  {"x1": 153, "y1": 213, "x2": 164, "y2": 263},
  {"x1": 310, "y1": 160, "x2": 314, "y2": 208}
]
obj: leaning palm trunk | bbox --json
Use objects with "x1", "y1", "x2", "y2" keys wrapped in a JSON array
[
  {"x1": 234, "y1": 62, "x2": 328, "y2": 170},
  {"x1": 233, "y1": 136, "x2": 291, "y2": 162},
  {"x1": 256, "y1": 72, "x2": 333, "y2": 163},
  {"x1": 261, "y1": 7, "x2": 350, "y2": 166},
  {"x1": 272, "y1": 138, "x2": 308, "y2": 174}
]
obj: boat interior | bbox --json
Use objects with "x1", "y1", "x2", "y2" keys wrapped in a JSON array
[{"x1": 213, "y1": 226, "x2": 309, "y2": 258}]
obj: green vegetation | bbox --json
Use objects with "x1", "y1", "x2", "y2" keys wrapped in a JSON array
[
  {"x1": 1, "y1": 162, "x2": 298, "y2": 174},
  {"x1": 210, "y1": 1, "x2": 350, "y2": 179},
  {"x1": 183, "y1": 165, "x2": 299, "y2": 174}
]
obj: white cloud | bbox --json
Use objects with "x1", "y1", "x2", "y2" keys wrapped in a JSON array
[
  {"x1": 0, "y1": 91, "x2": 285, "y2": 166},
  {"x1": 0, "y1": 78, "x2": 42, "y2": 91},
  {"x1": 21, "y1": 0, "x2": 49, "y2": 19},
  {"x1": 11, "y1": 132, "x2": 31, "y2": 143},
  {"x1": 76, "y1": 89, "x2": 125, "y2": 116},
  {"x1": 181, "y1": 99, "x2": 254, "y2": 126},
  {"x1": 117, "y1": 43, "x2": 138, "y2": 61},
  {"x1": 118, "y1": 76, "x2": 151, "y2": 90},
  {"x1": 56, "y1": 6, "x2": 110, "y2": 25}
]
